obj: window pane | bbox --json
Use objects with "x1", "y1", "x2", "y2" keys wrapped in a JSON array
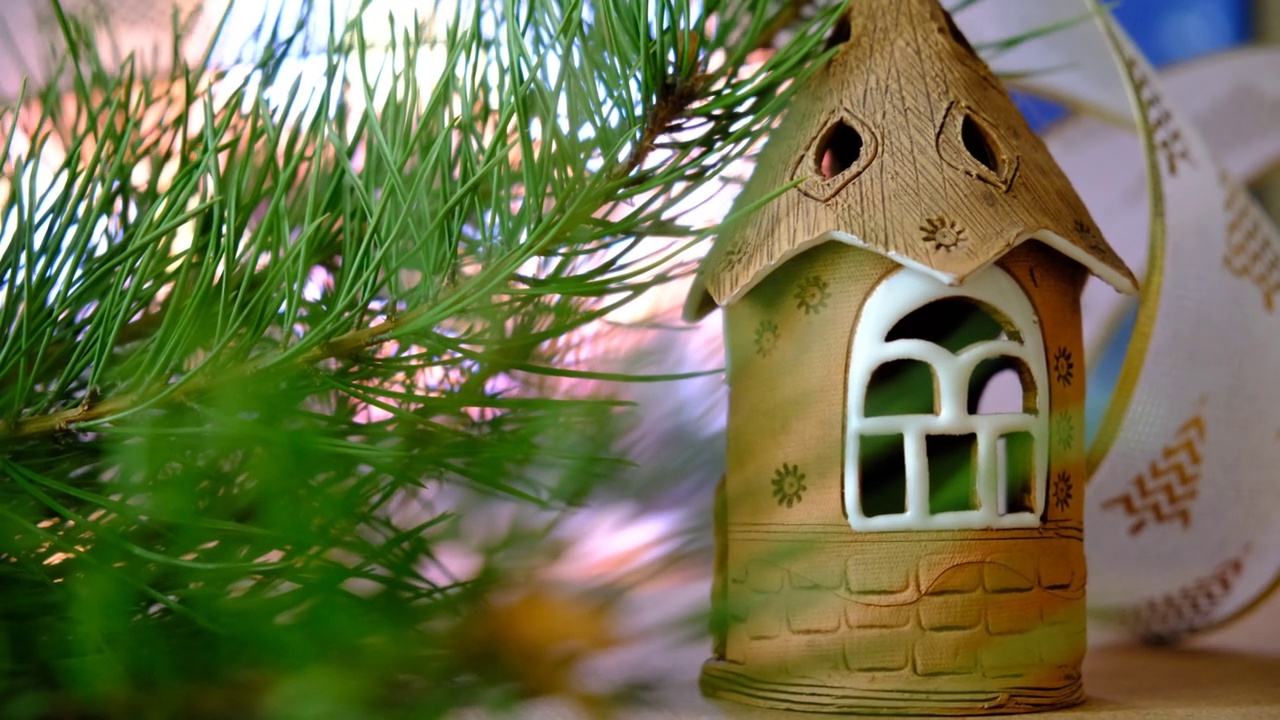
[
  {"x1": 865, "y1": 360, "x2": 936, "y2": 417},
  {"x1": 969, "y1": 357, "x2": 1036, "y2": 415},
  {"x1": 886, "y1": 297, "x2": 1012, "y2": 353},
  {"x1": 927, "y1": 434, "x2": 978, "y2": 514},
  {"x1": 998, "y1": 432, "x2": 1036, "y2": 515},
  {"x1": 859, "y1": 434, "x2": 906, "y2": 517}
]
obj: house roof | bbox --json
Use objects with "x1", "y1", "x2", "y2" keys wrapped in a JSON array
[{"x1": 684, "y1": 0, "x2": 1138, "y2": 321}]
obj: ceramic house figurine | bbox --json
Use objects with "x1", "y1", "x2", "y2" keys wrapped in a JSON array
[{"x1": 684, "y1": 0, "x2": 1138, "y2": 714}]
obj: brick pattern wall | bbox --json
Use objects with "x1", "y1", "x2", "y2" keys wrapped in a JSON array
[{"x1": 723, "y1": 529, "x2": 1085, "y2": 693}]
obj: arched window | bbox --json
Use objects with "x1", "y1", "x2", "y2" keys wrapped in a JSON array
[{"x1": 844, "y1": 267, "x2": 1049, "y2": 532}]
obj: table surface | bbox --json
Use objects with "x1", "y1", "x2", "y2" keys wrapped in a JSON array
[
  {"x1": 592, "y1": 582, "x2": 1280, "y2": 719},
  {"x1": 604, "y1": 643, "x2": 1280, "y2": 718},
  {"x1": 630, "y1": 645, "x2": 1280, "y2": 718},
  {"x1": 495, "y1": 551, "x2": 1280, "y2": 719}
]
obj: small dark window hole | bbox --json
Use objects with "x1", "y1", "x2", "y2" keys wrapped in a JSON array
[
  {"x1": 998, "y1": 432, "x2": 1036, "y2": 514},
  {"x1": 825, "y1": 14, "x2": 852, "y2": 51},
  {"x1": 860, "y1": 434, "x2": 907, "y2": 517},
  {"x1": 962, "y1": 114, "x2": 1000, "y2": 173},
  {"x1": 818, "y1": 120, "x2": 863, "y2": 178},
  {"x1": 865, "y1": 360, "x2": 937, "y2": 417},
  {"x1": 927, "y1": 434, "x2": 979, "y2": 514}
]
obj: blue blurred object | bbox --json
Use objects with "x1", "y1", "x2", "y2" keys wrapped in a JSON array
[
  {"x1": 1086, "y1": 299, "x2": 1138, "y2": 448},
  {"x1": 1010, "y1": 93, "x2": 1069, "y2": 134},
  {"x1": 1014, "y1": 0, "x2": 1253, "y2": 131},
  {"x1": 1112, "y1": 0, "x2": 1252, "y2": 67}
]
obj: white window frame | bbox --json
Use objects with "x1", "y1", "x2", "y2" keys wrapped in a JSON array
[{"x1": 844, "y1": 267, "x2": 1049, "y2": 532}]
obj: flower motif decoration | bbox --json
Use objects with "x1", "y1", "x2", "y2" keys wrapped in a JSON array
[
  {"x1": 793, "y1": 276, "x2": 830, "y2": 315},
  {"x1": 754, "y1": 318, "x2": 779, "y2": 358},
  {"x1": 717, "y1": 242, "x2": 750, "y2": 277},
  {"x1": 771, "y1": 463, "x2": 807, "y2": 508},
  {"x1": 1073, "y1": 218, "x2": 1106, "y2": 253},
  {"x1": 1053, "y1": 347, "x2": 1075, "y2": 387},
  {"x1": 920, "y1": 216, "x2": 966, "y2": 252},
  {"x1": 1053, "y1": 471, "x2": 1073, "y2": 512},
  {"x1": 1054, "y1": 412, "x2": 1075, "y2": 452}
]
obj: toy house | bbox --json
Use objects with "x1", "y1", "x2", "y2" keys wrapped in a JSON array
[{"x1": 685, "y1": 0, "x2": 1138, "y2": 714}]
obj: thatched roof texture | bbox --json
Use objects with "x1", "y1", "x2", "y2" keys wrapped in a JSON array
[{"x1": 685, "y1": 0, "x2": 1137, "y2": 320}]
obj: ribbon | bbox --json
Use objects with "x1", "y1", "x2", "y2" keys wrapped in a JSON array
[{"x1": 955, "y1": 0, "x2": 1280, "y2": 640}]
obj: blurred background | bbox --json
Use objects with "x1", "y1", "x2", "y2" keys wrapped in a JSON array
[
  {"x1": 0, "y1": 0, "x2": 1260, "y2": 106},
  {"x1": 1, "y1": 0, "x2": 1278, "y2": 715},
  {"x1": 1016, "y1": 0, "x2": 1253, "y2": 125}
]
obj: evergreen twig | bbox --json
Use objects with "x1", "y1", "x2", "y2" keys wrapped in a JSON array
[{"x1": 0, "y1": 0, "x2": 844, "y2": 713}]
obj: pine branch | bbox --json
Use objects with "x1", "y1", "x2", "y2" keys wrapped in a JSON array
[{"x1": 0, "y1": 0, "x2": 845, "y2": 712}]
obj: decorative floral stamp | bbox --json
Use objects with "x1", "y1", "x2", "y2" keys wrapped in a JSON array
[
  {"x1": 794, "y1": 276, "x2": 831, "y2": 315},
  {"x1": 920, "y1": 216, "x2": 966, "y2": 252},
  {"x1": 1053, "y1": 471, "x2": 1073, "y2": 512},
  {"x1": 1053, "y1": 412, "x2": 1074, "y2": 452},
  {"x1": 754, "y1": 318, "x2": 779, "y2": 357},
  {"x1": 771, "y1": 463, "x2": 807, "y2": 508},
  {"x1": 1053, "y1": 347, "x2": 1074, "y2": 387},
  {"x1": 718, "y1": 242, "x2": 750, "y2": 277}
]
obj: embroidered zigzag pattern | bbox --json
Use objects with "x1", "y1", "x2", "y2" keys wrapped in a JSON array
[
  {"x1": 1102, "y1": 415, "x2": 1205, "y2": 537},
  {"x1": 1120, "y1": 554, "x2": 1244, "y2": 641},
  {"x1": 1223, "y1": 182, "x2": 1280, "y2": 313},
  {"x1": 1124, "y1": 54, "x2": 1192, "y2": 177}
]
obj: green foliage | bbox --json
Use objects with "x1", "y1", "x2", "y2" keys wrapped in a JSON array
[{"x1": 0, "y1": 0, "x2": 842, "y2": 715}]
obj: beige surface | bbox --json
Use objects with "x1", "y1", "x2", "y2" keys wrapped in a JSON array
[
  {"x1": 645, "y1": 644, "x2": 1280, "y2": 718},
  {"x1": 620, "y1": 644, "x2": 1280, "y2": 718},
  {"x1": 595, "y1": 588, "x2": 1280, "y2": 718}
]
